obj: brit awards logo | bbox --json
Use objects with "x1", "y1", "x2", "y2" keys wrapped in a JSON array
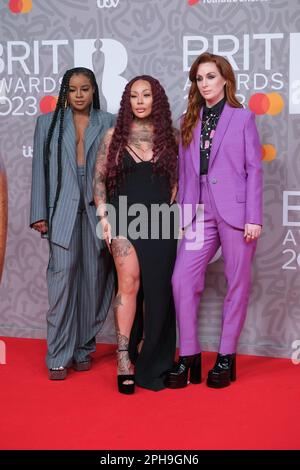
[
  {"x1": 289, "y1": 33, "x2": 300, "y2": 115},
  {"x1": 182, "y1": 33, "x2": 286, "y2": 163},
  {"x1": 282, "y1": 191, "x2": 300, "y2": 271},
  {"x1": 73, "y1": 39, "x2": 128, "y2": 113},
  {"x1": 0, "y1": 38, "x2": 128, "y2": 116}
]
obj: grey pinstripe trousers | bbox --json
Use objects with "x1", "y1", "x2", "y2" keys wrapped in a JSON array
[{"x1": 46, "y1": 167, "x2": 114, "y2": 368}]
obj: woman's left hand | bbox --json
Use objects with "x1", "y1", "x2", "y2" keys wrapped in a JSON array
[{"x1": 244, "y1": 223, "x2": 262, "y2": 242}]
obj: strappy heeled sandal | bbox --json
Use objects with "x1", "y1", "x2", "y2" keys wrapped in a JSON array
[{"x1": 117, "y1": 349, "x2": 135, "y2": 394}]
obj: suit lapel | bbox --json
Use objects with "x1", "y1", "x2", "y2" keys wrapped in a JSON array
[
  {"x1": 209, "y1": 103, "x2": 234, "y2": 168},
  {"x1": 191, "y1": 108, "x2": 203, "y2": 175},
  {"x1": 63, "y1": 107, "x2": 102, "y2": 176},
  {"x1": 85, "y1": 108, "x2": 102, "y2": 164},
  {"x1": 63, "y1": 107, "x2": 77, "y2": 177}
]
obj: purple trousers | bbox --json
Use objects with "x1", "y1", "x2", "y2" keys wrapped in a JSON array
[{"x1": 172, "y1": 175, "x2": 257, "y2": 355}]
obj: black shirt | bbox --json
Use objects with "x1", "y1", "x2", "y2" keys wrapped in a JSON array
[{"x1": 200, "y1": 97, "x2": 226, "y2": 175}]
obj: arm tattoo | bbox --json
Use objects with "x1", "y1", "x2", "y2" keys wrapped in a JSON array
[{"x1": 93, "y1": 128, "x2": 113, "y2": 213}]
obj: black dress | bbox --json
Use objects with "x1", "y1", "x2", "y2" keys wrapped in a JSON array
[{"x1": 110, "y1": 149, "x2": 177, "y2": 391}]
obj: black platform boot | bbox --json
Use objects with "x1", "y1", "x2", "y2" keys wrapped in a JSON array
[
  {"x1": 164, "y1": 353, "x2": 202, "y2": 389},
  {"x1": 206, "y1": 353, "x2": 236, "y2": 389}
]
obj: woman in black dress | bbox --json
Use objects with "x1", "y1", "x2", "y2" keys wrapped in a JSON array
[{"x1": 93, "y1": 75, "x2": 178, "y2": 392}]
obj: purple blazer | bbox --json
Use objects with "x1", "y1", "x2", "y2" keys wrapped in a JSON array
[{"x1": 178, "y1": 103, "x2": 263, "y2": 230}]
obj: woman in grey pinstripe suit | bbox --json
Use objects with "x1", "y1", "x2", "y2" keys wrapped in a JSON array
[{"x1": 30, "y1": 68, "x2": 115, "y2": 380}]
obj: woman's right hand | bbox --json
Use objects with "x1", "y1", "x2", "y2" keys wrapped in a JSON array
[
  {"x1": 32, "y1": 220, "x2": 48, "y2": 234},
  {"x1": 100, "y1": 218, "x2": 112, "y2": 253}
]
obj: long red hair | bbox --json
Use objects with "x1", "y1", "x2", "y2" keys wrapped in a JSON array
[
  {"x1": 182, "y1": 53, "x2": 242, "y2": 147},
  {"x1": 106, "y1": 75, "x2": 177, "y2": 197}
]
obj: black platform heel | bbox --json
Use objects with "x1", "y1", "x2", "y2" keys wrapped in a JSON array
[
  {"x1": 164, "y1": 353, "x2": 202, "y2": 389},
  {"x1": 117, "y1": 374, "x2": 135, "y2": 394},
  {"x1": 206, "y1": 353, "x2": 236, "y2": 388},
  {"x1": 117, "y1": 349, "x2": 135, "y2": 395}
]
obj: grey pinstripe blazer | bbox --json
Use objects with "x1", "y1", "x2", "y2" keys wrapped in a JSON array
[{"x1": 30, "y1": 107, "x2": 114, "y2": 251}]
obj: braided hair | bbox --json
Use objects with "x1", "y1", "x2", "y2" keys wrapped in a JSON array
[{"x1": 44, "y1": 67, "x2": 100, "y2": 239}]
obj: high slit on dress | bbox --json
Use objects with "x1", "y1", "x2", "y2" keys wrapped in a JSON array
[{"x1": 110, "y1": 150, "x2": 177, "y2": 391}]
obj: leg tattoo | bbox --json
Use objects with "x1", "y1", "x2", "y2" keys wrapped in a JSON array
[
  {"x1": 116, "y1": 333, "x2": 132, "y2": 375},
  {"x1": 113, "y1": 293, "x2": 123, "y2": 314},
  {"x1": 112, "y1": 238, "x2": 132, "y2": 258}
]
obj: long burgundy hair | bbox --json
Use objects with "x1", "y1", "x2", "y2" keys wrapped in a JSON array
[{"x1": 106, "y1": 75, "x2": 177, "y2": 197}]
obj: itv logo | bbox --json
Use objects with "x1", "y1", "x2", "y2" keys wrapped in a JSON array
[{"x1": 97, "y1": 0, "x2": 120, "y2": 8}]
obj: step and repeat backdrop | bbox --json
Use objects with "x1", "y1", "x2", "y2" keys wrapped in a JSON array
[{"x1": 0, "y1": 0, "x2": 299, "y2": 359}]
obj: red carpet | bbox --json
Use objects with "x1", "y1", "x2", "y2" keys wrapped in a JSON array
[{"x1": 0, "y1": 337, "x2": 299, "y2": 450}]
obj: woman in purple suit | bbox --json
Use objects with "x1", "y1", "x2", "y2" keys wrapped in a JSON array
[{"x1": 165, "y1": 53, "x2": 263, "y2": 389}]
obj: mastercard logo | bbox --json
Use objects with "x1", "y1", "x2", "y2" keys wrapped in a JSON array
[
  {"x1": 188, "y1": 0, "x2": 200, "y2": 4},
  {"x1": 249, "y1": 92, "x2": 282, "y2": 162},
  {"x1": 261, "y1": 144, "x2": 277, "y2": 162},
  {"x1": 248, "y1": 92, "x2": 284, "y2": 115},
  {"x1": 39, "y1": 96, "x2": 58, "y2": 114},
  {"x1": 8, "y1": 0, "x2": 32, "y2": 13}
]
